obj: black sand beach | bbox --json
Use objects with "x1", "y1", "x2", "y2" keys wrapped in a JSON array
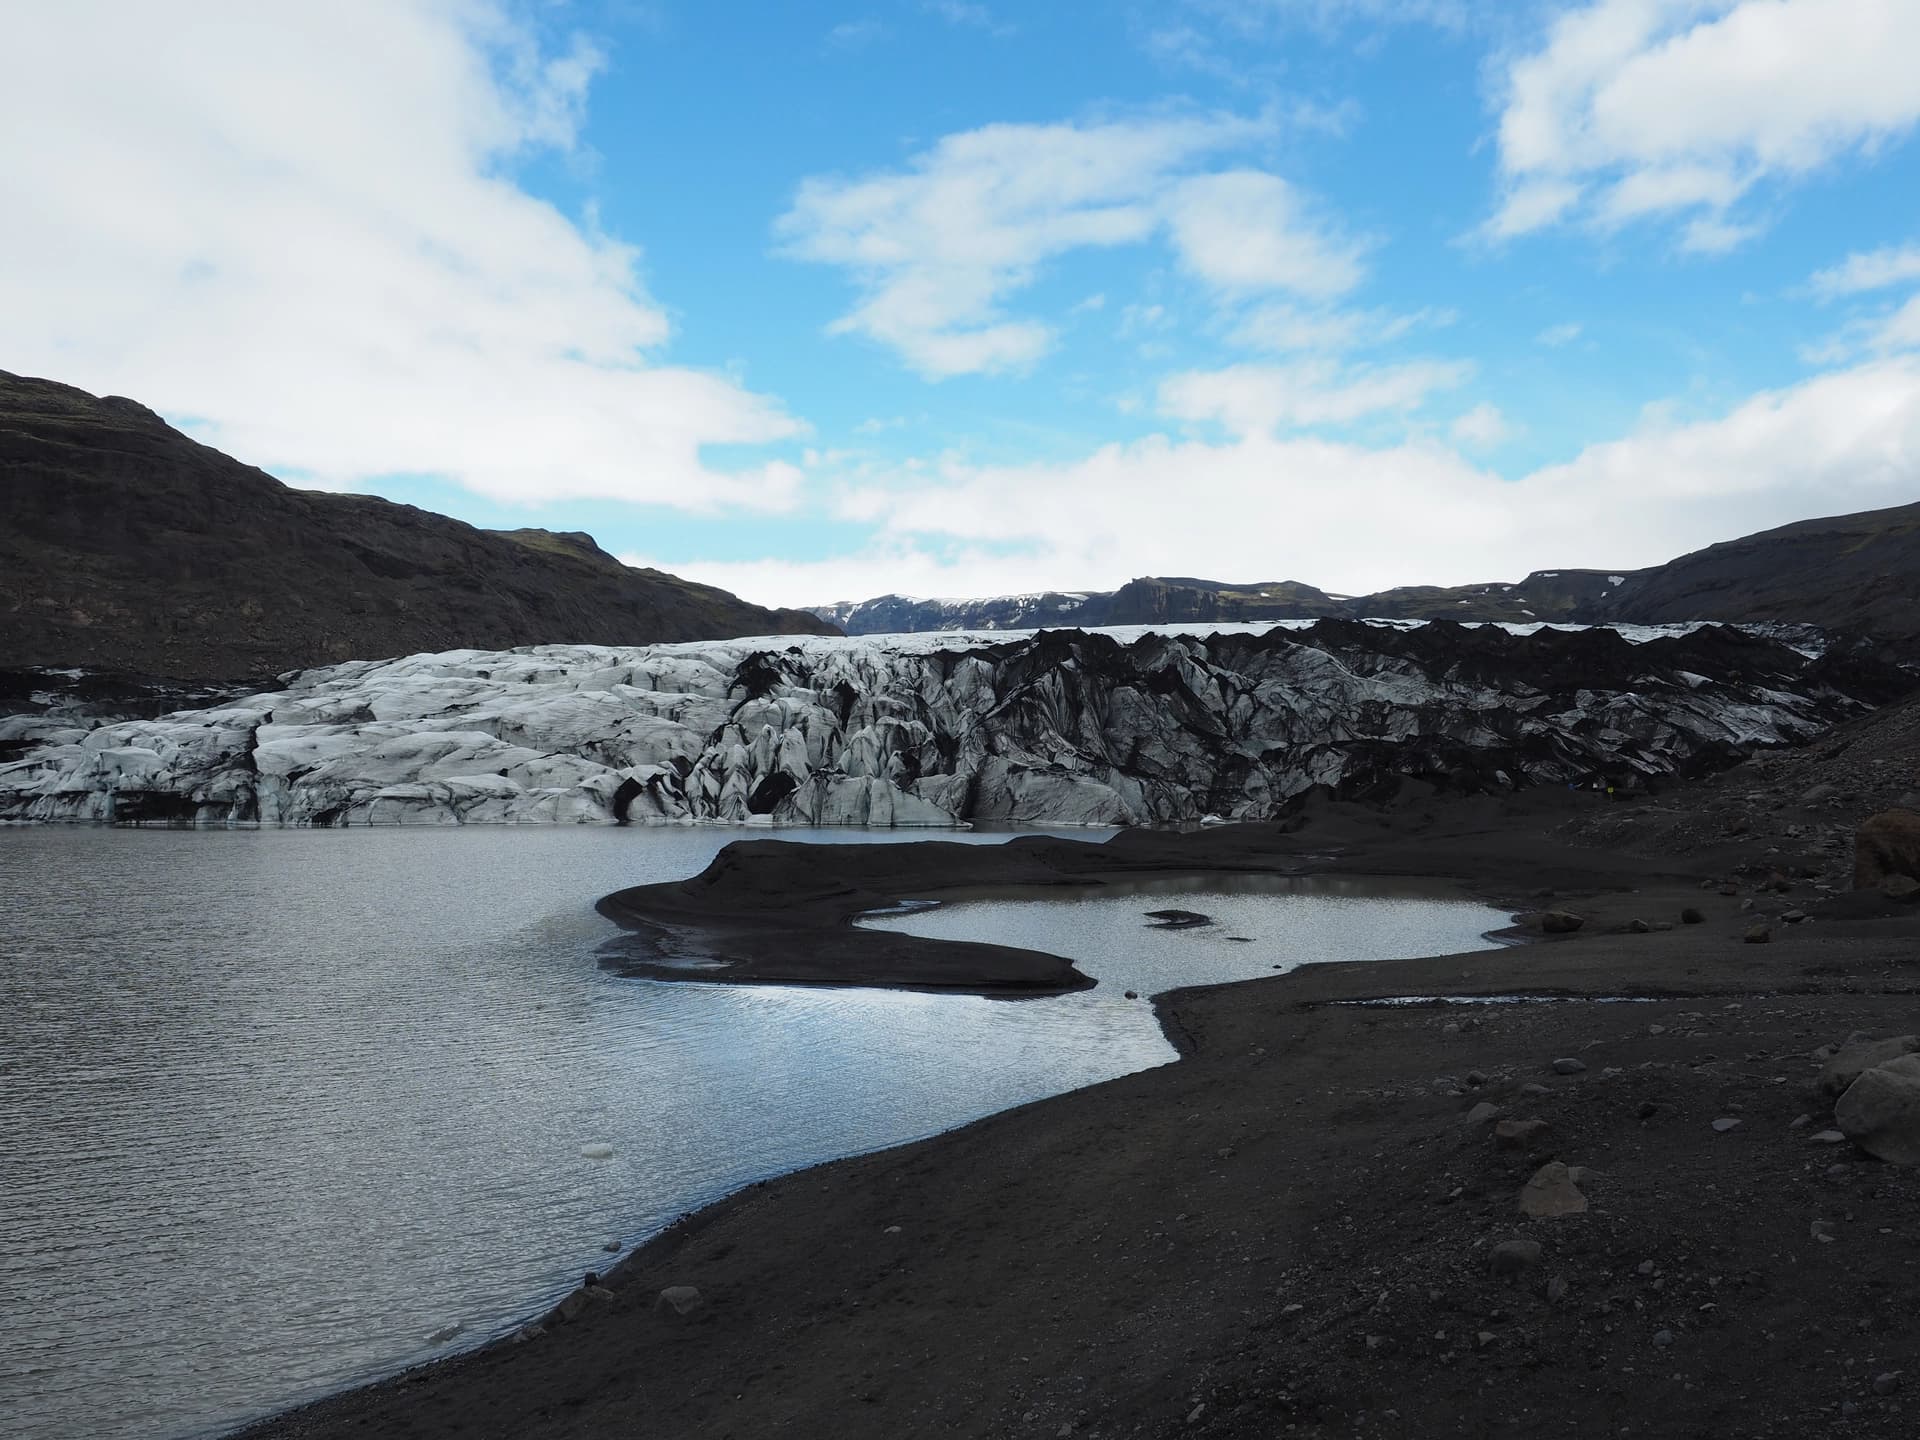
[{"x1": 238, "y1": 713, "x2": 1920, "y2": 1440}]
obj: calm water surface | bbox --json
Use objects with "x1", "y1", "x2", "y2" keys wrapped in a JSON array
[{"x1": 0, "y1": 829, "x2": 1503, "y2": 1440}]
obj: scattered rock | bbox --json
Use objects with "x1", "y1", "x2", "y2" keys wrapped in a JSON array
[
  {"x1": 1853, "y1": 809, "x2": 1920, "y2": 889},
  {"x1": 1652, "y1": 1329, "x2": 1675, "y2": 1348},
  {"x1": 1494, "y1": 1118, "x2": 1551, "y2": 1150},
  {"x1": 1550, "y1": 1057, "x2": 1588, "y2": 1075},
  {"x1": 1782, "y1": 908, "x2": 1807, "y2": 924},
  {"x1": 1818, "y1": 1034, "x2": 1920, "y2": 1097},
  {"x1": 1883, "y1": 874, "x2": 1920, "y2": 902},
  {"x1": 1744, "y1": 923, "x2": 1772, "y2": 944},
  {"x1": 1488, "y1": 1238, "x2": 1543, "y2": 1276},
  {"x1": 1680, "y1": 908, "x2": 1705, "y2": 925},
  {"x1": 1519, "y1": 1161, "x2": 1588, "y2": 1219},
  {"x1": 1540, "y1": 911, "x2": 1585, "y2": 934},
  {"x1": 1834, "y1": 1053, "x2": 1920, "y2": 1164},
  {"x1": 1810, "y1": 1129, "x2": 1849, "y2": 1144},
  {"x1": 1464, "y1": 1101, "x2": 1503, "y2": 1127},
  {"x1": 1519, "y1": 1082, "x2": 1550, "y2": 1097},
  {"x1": 1872, "y1": 1372, "x2": 1902, "y2": 1396},
  {"x1": 655, "y1": 1286, "x2": 705, "y2": 1318},
  {"x1": 1712, "y1": 1117, "x2": 1743, "y2": 1133},
  {"x1": 1628, "y1": 918, "x2": 1651, "y2": 934}
]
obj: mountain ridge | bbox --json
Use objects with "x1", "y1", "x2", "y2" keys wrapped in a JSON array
[
  {"x1": 0, "y1": 370, "x2": 836, "y2": 680},
  {"x1": 811, "y1": 501, "x2": 1920, "y2": 652}
]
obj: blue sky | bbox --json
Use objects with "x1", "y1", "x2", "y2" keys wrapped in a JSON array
[{"x1": 6, "y1": 1, "x2": 1920, "y2": 605}]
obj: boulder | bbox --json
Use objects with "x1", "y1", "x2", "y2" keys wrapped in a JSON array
[
  {"x1": 1494, "y1": 1118, "x2": 1551, "y2": 1150},
  {"x1": 1834, "y1": 1054, "x2": 1920, "y2": 1165},
  {"x1": 1489, "y1": 1238, "x2": 1543, "y2": 1276},
  {"x1": 1884, "y1": 874, "x2": 1920, "y2": 903},
  {"x1": 1540, "y1": 911, "x2": 1585, "y2": 934},
  {"x1": 1853, "y1": 809, "x2": 1920, "y2": 889},
  {"x1": 1519, "y1": 1161, "x2": 1588, "y2": 1219},
  {"x1": 1818, "y1": 1034, "x2": 1920, "y2": 1098}
]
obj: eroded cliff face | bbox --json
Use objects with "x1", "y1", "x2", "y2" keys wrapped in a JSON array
[{"x1": 0, "y1": 621, "x2": 1904, "y2": 827}]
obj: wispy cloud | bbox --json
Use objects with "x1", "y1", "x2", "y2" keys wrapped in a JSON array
[
  {"x1": 776, "y1": 112, "x2": 1373, "y2": 378},
  {"x1": 1812, "y1": 242, "x2": 1920, "y2": 298},
  {"x1": 1537, "y1": 322, "x2": 1583, "y2": 348},
  {"x1": 1158, "y1": 358, "x2": 1472, "y2": 435}
]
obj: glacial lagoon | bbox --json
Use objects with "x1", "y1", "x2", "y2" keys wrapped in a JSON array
[{"x1": 0, "y1": 827, "x2": 1503, "y2": 1440}]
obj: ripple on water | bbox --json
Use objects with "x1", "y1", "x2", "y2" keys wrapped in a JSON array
[{"x1": 0, "y1": 830, "x2": 1503, "y2": 1440}]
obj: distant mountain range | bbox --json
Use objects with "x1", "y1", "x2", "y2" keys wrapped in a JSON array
[
  {"x1": 811, "y1": 503, "x2": 1920, "y2": 656},
  {"x1": 810, "y1": 570, "x2": 1637, "y2": 634},
  {"x1": 0, "y1": 371, "x2": 834, "y2": 680}
]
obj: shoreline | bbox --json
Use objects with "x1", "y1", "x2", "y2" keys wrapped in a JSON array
[{"x1": 235, "y1": 780, "x2": 1920, "y2": 1439}]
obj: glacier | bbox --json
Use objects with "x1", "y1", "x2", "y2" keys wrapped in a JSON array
[{"x1": 0, "y1": 620, "x2": 1899, "y2": 827}]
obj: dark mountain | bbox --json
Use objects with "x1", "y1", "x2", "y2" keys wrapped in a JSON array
[
  {"x1": 815, "y1": 569, "x2": 1641, "y2": 635},
  {"x1": 815, "y1": 501, "x2": 1920, "y2": 648},
  {"x1": 0, "y1": 371, "x2": 835, "y2": 681},
  {"x1": 1601, "y1": 501, "x2": 1920, "y2": 649}
]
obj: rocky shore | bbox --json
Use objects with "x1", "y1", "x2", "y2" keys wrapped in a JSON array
[{"x1": 235, "y1": 701, "x2": 1920, "y2": 1440}]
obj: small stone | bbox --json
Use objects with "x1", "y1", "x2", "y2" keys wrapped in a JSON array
[
  {"x1": 1681, "y1": 907, "x2": 1706, "y2": 925},
  {"x1": 1464, "y1": 1101, "x2": 1503, "y2": 1127},
  {"x1": 1551, "y1": 1057, "x2": 1588, "y2": 1075},
  {"x1": 1489, "y1": 1238, "x2": 1543, "y2": 1276},
  {"x1": 1466, "y1": 1068, "x2": 1488, "y2": 1086},
  {"x1": 1810, "y1": 1219, "x2": 1837, "y2": 1243},
  {"x1": 1519, "y1": 1082, "x2": 1550, "y2": 1097},
  {"x1": 1872, "y1": 1372, "x2": 1902, "y2": 1396},
  {"x1": 1124, "y1": 990, "x2": 1139, "y2": 1000},
  {"x1": 1647, "y1": 1024, "x2": 1667, "y2": 1035},
  {"x1": 1782, "y1": 908, "x2": 1807, "y2": 924},
  {"x1": 1789, "y1": 1113, "x2": 1811, "y2": 1129},
  {"x1": 602, "y1": 1239, "x2": 622, "y2": 1253},
  {"x1": 1546, "y1": 1275, "x2": 1569, "y2": 1303},
  {"x1": 1476, "y1": 1330, "x2": 1498, "y2": 1349},
  {"x1": 1541, "y1": 910, "x2": 1585, "y2": 934},
  {"x1": 1810, "y1": 1129, "x2": 1849, "y2": 1144},
  {"x1": 1882, "y1": 874, "x2": 1920, "y2": 902},
  {"x1": 655, "y1": 1285, "x2": 704, "y2": 1317},
  {"x1": 1744, "y1": 923, "x2": 1772, "y2": 944},
  {"x1": 1637, "y1": 1259, "x2": 1656, "y2": 1276},
  {"x1": 883, "y1": 1224, "x2": 903, "y2": 1234},
  {"x1": 1652, "y1": 1329, "x2": 1675, "y2": 1348},
  {"x1": 1712, "y1": 1117, "x2": 1743, "y2": 1133},
  {"x1": 1629, "y1": 918, "x2": 1651, "y2": 934}
]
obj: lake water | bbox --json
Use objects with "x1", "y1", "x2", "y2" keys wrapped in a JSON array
[
  {"x1": 858, "y1": 872, "x2": 1506, "y2": 993},
  {"x1": 0, "y1": 828, "x2": 1503, "y2": 1440}
]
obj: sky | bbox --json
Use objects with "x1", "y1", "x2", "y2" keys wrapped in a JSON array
[{"x1": 5, "y1": 1, "x2": 1920, "y2": 608}]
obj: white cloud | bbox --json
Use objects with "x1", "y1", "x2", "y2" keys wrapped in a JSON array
[
  {"x1": 675, "y1": 358, "x2": 1920, "y2": 606},
  {"x1": 1489, "y1": 0, "x2": 1920, "y2": 246},
  {"x1": 1450, "y1": 403, "x2": 1515, "y2": 449},
  {"x1": 0, "y1": 0, "x2": 803, "y2": 511},
  {"x1": 777, "y1": 113, "x2": 1370, "y2": 377},
  {"x1": 1162, "y1": 171, "x2": 1366, "y2": 297},
  {"x1": 1537, "y1": 321, "x2": 1584, "y2": 347},
  {"x1": 1158, "y1": 359, "x2": 1471, "y2": 435},
  {"x1": 1812, "y1": 243, "x2": 1920, "y2": 298}
]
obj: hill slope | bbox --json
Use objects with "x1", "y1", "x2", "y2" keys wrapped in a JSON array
[
  {"x1": 1602, "y1": 500, "x2": 1920, "y2": 648},
  {"x1": 0, "y1": 371, "x2": 833, "y2": 679}
]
